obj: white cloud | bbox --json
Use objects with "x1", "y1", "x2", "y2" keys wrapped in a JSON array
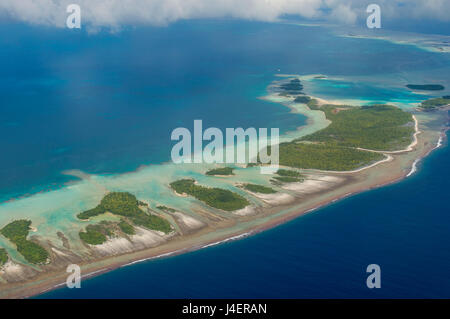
[
  {"x1": 0, "y1": 0, "x2": 449, "y2": 31},
  {"x1": 329, "y1": 4, "x2": 357, "y2": 25}
]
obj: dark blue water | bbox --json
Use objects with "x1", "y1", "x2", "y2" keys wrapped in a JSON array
[{"x1": 40, "y1": 132, "x2": 449, "y2": 298}]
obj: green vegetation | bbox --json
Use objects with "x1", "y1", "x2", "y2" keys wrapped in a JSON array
[
  {"x1": 118, "y1": 220, "x2": 135, "y2": 235},
  {"x1": 406, "y1": 84, "x2": 444, "y2": 91},
  {"x1": 299, "y1": 104, "x2": 414, "y2": 151},
  {"x1": 80, "y1": 220, "x2": 137, "y2": 245},
  {"x1": 420, "y1": 97, "x2": 450, "y2": 110},
  {"x1": 276, "y1": 169, "x2": 304, "y2": 178},
  {"x1": 280, "y1": 78, "x2": 303, "y2": 94},
  {"x1": 306, "y1": 99, "x2": 320, "y2": 110},
  {"x1": 272, "y1": 176, "x2": 302, "y2": 183},
  {"x1": 77, "y1": 192, "x2": 172, "y2": 234},
  {"x1": 0, "y1": 248, "x2": 8, "y2": 265},
  {"x1": 271, "y1": 169, "x2": 305, "y2": 183},
  {"x1": 242, "y1": 183, "x2": 276, "y2": 194},
  {"x1": 79, "y1": 224, "x2": 108, "y2": 245},
  {"x1": 206, "y1": 167, "x2": 234, "y2": 176},
  {"x1": 156, "y1": 205, "x2": 176, "y2": 213},
  {"x1": 261, "y1": 104, "x2": 412, "y2": 171},
  {"x1": 170, "y1": 179, "x2": 250, "y2": 211},
  {"x1": 294, "y1": 96, "x2": 311, "y2": 104},
  {"x1": 279, "y1": 142, "x2": 385, "y2": 171},
  {"x1": 0, "y1": 220, "x2": 49, "y2": 264}
]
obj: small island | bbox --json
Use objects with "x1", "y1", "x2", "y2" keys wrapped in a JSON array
[
  {"x1": 272, "y1": 169, "x2": 305, "y2": 184},
  {"x1": 293, "y1": 96, "x2": 311, "y2": 104},
  {"x1": 79, "y1": 224, "x2": 110, "y2": 245},
  {"x1": 0, "y1": 220, "x2": 49, "y2": 264},
  {"x1": 205, "y1": 167, "x2": 234, "y2": 176},
  {"x1": 156, "y1": 205, "x2": 177, "y2": 213},
  {"x1": 406, "y1": 84, "x2": 445, "y2": 91},
  {"x1": 242, "y1": 183, "x2": 277, "y2": 194},
  {"x1": 77, "y1": 192, "x2": 172, "y2": 242},
  {"x1": 78, "y1": 219, "x2": 138, "y2": 245},
  {"x1": 419, "y1": 96, "x2": 450, "y2": 111},
  {"x1": 170, "y1": 179, "x2": 249, "y2": 211},
  {"x1": 279, "y1": 78, "x2": 304, "y2": 95}
]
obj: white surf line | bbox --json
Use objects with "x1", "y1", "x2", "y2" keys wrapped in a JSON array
[
  {"x1": 356, "y1": 115, "x2": 420, "y2": 154},
  {"x1": 406, "y1": 158, "x2": 420, "y2": 177},
  {"x1": 120, "y1": 232, "x2": 252, "y2": 268},
  {"x1": 407, "y1": 129, "x2": 446, "y2": 177},
  {"x1": 406, "y1": 132, "x2": 446, "y2": 177},
  {"x1": 40, "y1": 268, "x2": 110, "y2": 293},
  {"x1": 120, "y1": 248, "x2": 188, "y2": 267},
  {"x1": 201, "y1": 232, "x2": 252, "y2": 249},
  {"x1": 435, "y1": 134, "x2": 444, "y2": 149},
  {"x1": 82, "y1": 268, "x2": 109, "y2": 279}
]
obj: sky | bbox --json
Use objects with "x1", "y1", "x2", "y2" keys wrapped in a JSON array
[{"x1": 0, "y1": 0, "x2": 449, "y2": 34}]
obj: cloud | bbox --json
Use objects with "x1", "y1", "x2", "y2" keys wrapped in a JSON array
[
  {"x1": 329, "y1": 4, "x2": 358, "y2": 25},
  {"x1": 0, "y1": 0, "x2": 449, "y2": 31}
]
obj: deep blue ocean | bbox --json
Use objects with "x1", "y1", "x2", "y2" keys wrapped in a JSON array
[{"x1": 1, "y1": 19, "x2": 449, "y2": 298}]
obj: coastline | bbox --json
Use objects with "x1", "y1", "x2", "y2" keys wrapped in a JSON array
[{"x1": 1, "y1": 114, "x2": 446, "y2": 299}]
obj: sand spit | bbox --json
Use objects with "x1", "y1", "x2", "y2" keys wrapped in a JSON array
[
  {"x1": 173, "y1": 212, "x2": 206, "y2": 231},
  {"x1": 51, "y1": 248, "x2": 70, "y2": 258},
  {"x1": 92, "y1": 237, "x2": 136, "y2": 256},
  {"x1": 247, "y1": 191, "x2": 296, "y2": 206},
  {"x1": 281, "y1": 175, "x2": 344, "y2": 194},
  {"x1": 93, "y1": 228, "x2": 167, "y2": 257},
  {"x1": 0, "y1": 261, "x2": 39, "y2": 283},
  {"x1": 406, "y1": 158, "x2": 420, "y2": 177},
  {"x1": 42, "y1": 245, "x2": 84, "y2": 270}
]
